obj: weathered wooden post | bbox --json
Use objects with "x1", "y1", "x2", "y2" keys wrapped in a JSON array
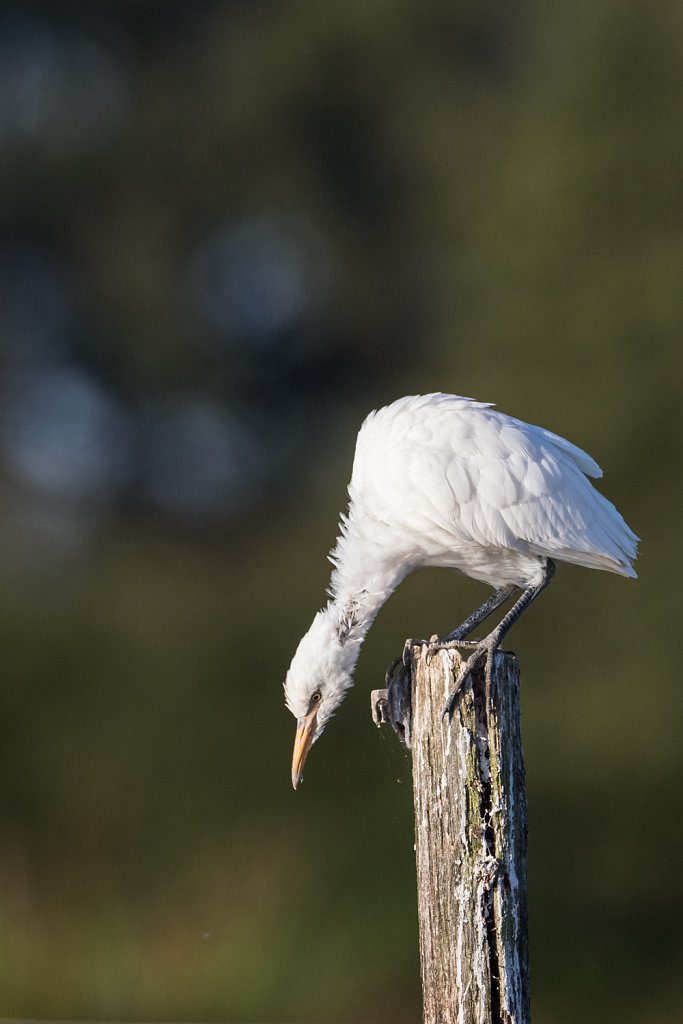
[{"x1": 373, "y1": 643, "x2": 530, "y2": 1024}]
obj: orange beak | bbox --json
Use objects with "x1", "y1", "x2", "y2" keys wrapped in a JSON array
[{"x1": 291, "y1": 707, "x2": 319, "y2": 790}]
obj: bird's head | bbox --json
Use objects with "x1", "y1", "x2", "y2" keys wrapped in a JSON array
[{"x1": 284, "y1": 605, "x2": 362, "y2": 789}]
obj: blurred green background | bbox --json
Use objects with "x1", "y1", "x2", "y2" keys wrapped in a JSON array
[{"x1": 0, "y1": 1, "x2": 680, "y2": 1021}]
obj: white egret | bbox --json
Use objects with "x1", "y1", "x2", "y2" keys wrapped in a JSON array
[{"x1": 285, "y1": 394, "x2": 638, "y2": 788}]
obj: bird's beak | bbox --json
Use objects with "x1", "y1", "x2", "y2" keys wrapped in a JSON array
[{"x1": 291, "y1": 707, "x2": 318, "y2": 790}]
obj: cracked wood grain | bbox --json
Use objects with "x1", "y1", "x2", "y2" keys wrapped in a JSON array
[{"x1": 409, "y1": 645, "x2": 530, "y2": 1024}]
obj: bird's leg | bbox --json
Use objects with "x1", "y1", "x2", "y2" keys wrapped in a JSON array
[
  {"x1": 443, "y1": 583, "x2": 519, "y2": 642},
  {"x1": 384, "y1": 585, "x2": 517, "y2": 697},
  {"x1": 422, "y1": 583, "x2": 518, "y2": 667},
  {"x1": 442, "y1": 559, "x2": 556, "y2": 720}
]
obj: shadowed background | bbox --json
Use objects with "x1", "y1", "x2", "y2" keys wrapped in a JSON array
[{"x1": 0, "y1": 1, "x2": 680, "y2": 1021}]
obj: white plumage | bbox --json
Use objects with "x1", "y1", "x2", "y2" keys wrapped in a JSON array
[{"x1": 286, "y1": 393, "x2": 638, "y2": 787}]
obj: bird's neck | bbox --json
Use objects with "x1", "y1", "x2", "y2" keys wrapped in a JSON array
[
  {"x1": 327, "y1": 511, "x2": 414, "y2": 643},
  {"x1": 328, "y1": 587, "x2": 386, "y2": 648}
]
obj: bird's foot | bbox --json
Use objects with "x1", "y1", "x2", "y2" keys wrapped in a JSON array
[
  {"x1": 385, "y1": 636, "x2": 431, "y2": 687},
  {"x1": 382, "y1": 633, "x2": 498, "y2": 735},
  {"x1": 423, "y1": 634, "x2": 480, "y2": 666},
  {"x1": 440, "y1": 636, "x2": 500, "y2": 721}
]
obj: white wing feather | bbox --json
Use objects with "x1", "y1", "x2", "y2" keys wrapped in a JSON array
[{"x1": 349, "y1": 394, "x2": 637, "y2": 583}]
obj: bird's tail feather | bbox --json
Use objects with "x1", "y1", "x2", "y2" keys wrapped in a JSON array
[{"x1": 530, "y1": 543, "x2": 637, "y2": 578}]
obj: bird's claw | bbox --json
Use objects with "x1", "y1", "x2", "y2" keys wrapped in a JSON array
[
  {"x1": 386, "y1": 635, "x2": 498, "y2": 727},
  {"x1": 385, "y1": 637, "x2": 426, "y2": 680},
  {"x1": 441, "y1": 664, "x2": 474, "y2": 721},
  {"x1": 402, "y1": 636, "x2": 430, "y2": 666},
  {"x1": 385, "y1": 636, "x2": 426, "y2": 684},
  {"x1": 424, "y1": 634, "x2": 442, "y2": 666},
  {"x1": 441, "y1": 641, "x2": 497, "y2": 721}
]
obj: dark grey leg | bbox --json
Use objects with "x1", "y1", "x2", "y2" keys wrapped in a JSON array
[
  {"x1": 444, "y1": 583, "x2": 518, "y2": 641},
  {"x1": 384, "y1": 585, "x2": 517, "y2": 688},
  {"x1": 442, "y1": 559, "x2": 556, "y2": 719}
]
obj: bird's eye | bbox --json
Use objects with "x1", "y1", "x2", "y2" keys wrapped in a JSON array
[{"x1": 310, "y1": 690, "x2": 322, "y2": 705}]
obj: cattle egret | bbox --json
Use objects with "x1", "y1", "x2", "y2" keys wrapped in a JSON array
[{"x1": 285, "y1": 394, "x2": 638, "y2": 788}]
